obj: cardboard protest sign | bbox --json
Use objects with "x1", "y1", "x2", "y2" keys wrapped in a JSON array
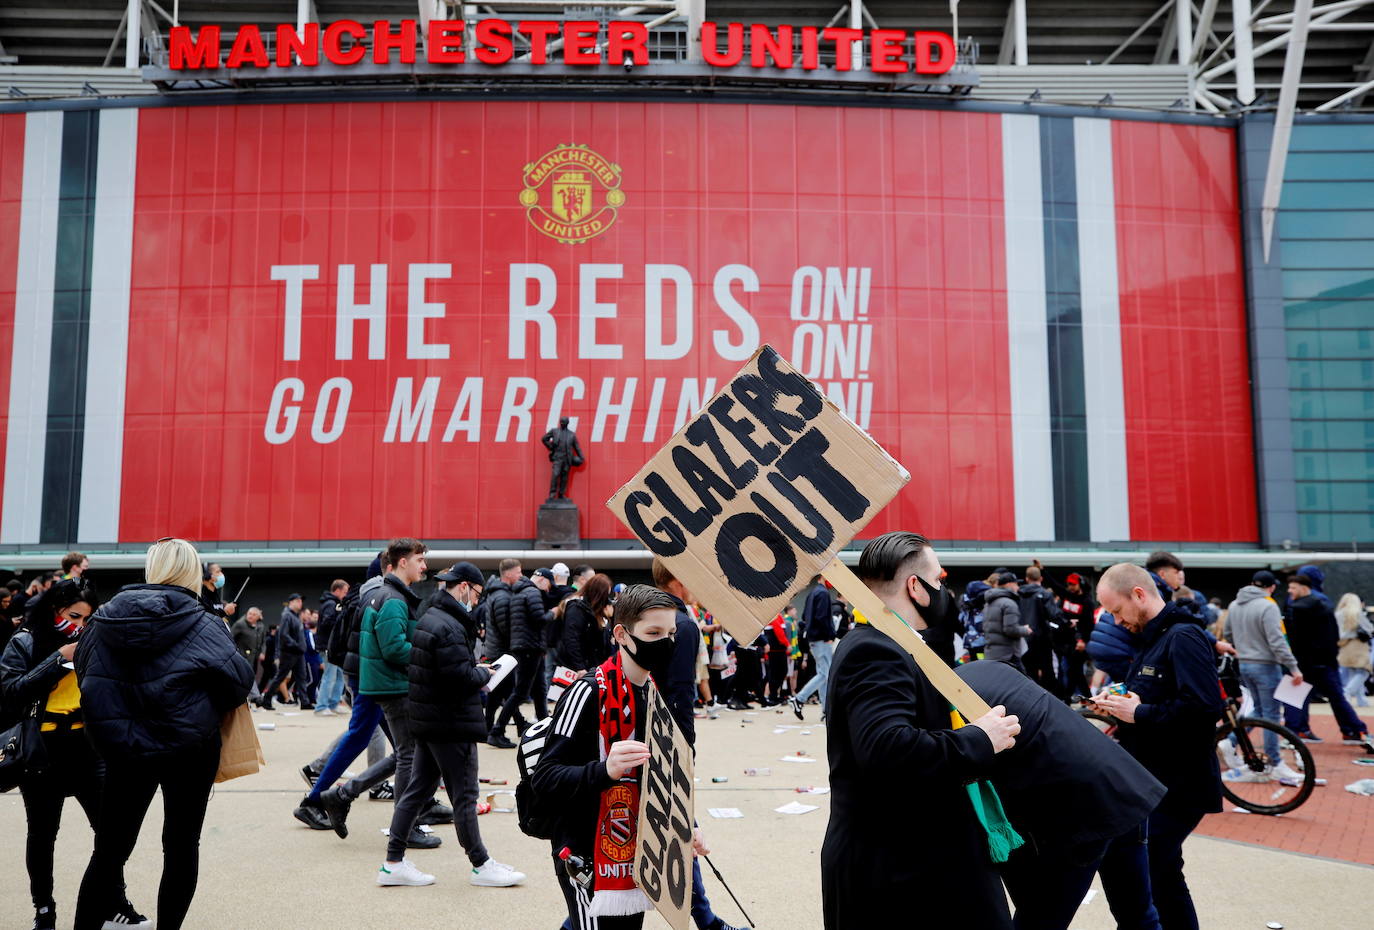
[
  {"x1": 635, "y1": 683, "x2": 694, "y2": 930},
  {"x1": 609, "y1": 343, "x2": 992, "y2": 721},
  {"x1": 608, "y1": 344, "x2": 908, "y2": 643}
]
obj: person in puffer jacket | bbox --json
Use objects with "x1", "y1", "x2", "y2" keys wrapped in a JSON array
[
  {"x1": 983, "y1": 572, "x2": 1032, "y2": 671},
  {"x1": 1088, "y1": 613, "x2": 1136, "y2": 685},
  {"x1": 72, "y1": 538, "x2": 253, "y2": 930}
]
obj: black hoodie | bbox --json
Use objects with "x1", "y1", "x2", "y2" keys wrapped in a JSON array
[{"x1": 75, "y1": 583, "x2": 253, "y2": 761}]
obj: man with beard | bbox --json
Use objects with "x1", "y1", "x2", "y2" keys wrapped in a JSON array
[
  {"x1": 1092, "y1": 564, "x2": 1224, "y2": 930},
  {"x1": 822, "y1": 532, "x2": 1020, "y2": 930}
]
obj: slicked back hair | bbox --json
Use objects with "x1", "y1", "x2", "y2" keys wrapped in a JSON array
[
  {"x1": 857, "y1": 532, "x2": 931, "y2": 595},
  {"x1": 612, "y1": 584, "x2": 679, "y2": 632}
]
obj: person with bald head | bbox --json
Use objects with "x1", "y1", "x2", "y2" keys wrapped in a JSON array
[{"x1": 1091, "y1": 563, "x2": 1224, "y2": 930}]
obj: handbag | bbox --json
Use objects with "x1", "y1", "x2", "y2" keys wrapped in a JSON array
[
  {"x1": 0, "y1": 701, "x2": 48, "y2": 792},
  {"x1": 215, "y1": 702, "x2": 266, "y2": 783}
]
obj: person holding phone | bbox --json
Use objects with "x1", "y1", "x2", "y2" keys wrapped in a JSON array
[{"x1": 1, "y1": 579, "x2": 149, "y2": 930}]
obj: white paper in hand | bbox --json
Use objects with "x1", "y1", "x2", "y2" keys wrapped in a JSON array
[
  {"x1": 482, "y1": 654, "x2": 518, "y2": 693},
  {"x1": 1273, "y1": 675, "x2": 1313, "y2": 709}
]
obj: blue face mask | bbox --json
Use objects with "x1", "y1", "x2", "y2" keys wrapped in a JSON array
[{"x1": 214, "y1": 573, "x2": 226, "y2": 590}]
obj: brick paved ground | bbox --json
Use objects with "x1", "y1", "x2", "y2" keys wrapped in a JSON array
[{"x1": 1196, "y1": 705, "x2": 1374, "y2": 866}]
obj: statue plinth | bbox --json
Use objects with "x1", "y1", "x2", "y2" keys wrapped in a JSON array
[{"x1": 536, "y1": 499, "x2": 581, "y2": 549}]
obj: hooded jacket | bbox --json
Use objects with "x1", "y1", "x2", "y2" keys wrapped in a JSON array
[
  {"x1": 487, "y1": 576, "x2": 546, "y2": 654},
  {"x1": 74, "y1": 584, "x2": 253, "y2": 760},
  {"x1": 407, "y1": 589, "x2": 491, "y2": 742},
  {"x1": 1224, "y1": 586, "x2": 1298, "y2": 673},
  {"x1": 343, "y1": 575, "x2": 385, "y2": 678},
  {"x1": 358, "y1": 574, "x2": 423, "y2": 697},
  {"x1": 1286, "y1": 593, "x2": 1341, "y2": 670},
  {"x1": 982, "y1": 587, "x2": 1032, "y2": 662}
]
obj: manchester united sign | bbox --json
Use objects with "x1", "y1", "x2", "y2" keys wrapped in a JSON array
[{"x1": 520, "y1": 145, "x2": 625, "y2": 244}]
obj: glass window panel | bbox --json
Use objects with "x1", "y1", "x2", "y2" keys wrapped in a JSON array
[
  {"x1": 1282, "y1": 270, "x2": 1374, "y2": 299},
  {"x1": 1284, "y1": 300, "x2": 1374, "y2": 328},
  {"x1": 1289, "y1": 390, "x2": 1374, "y2": 419},
  {"x1": 1290, "y1": 124, "x2": 1374, "y2": 152},
  {"x1": 1293, "y1": 451, "x2": 1374, "y2": 481},
  {"x1": 1285, "y1": 151, "x2": 1374, "y2": 182},
  {"x1": 1280, "y1": 239, "x2": 1374, "y2": 269},
  {"x1": 1296, "y1": 481, "x2": 1374, "y2": 511},
  {"x1": 1288, "y1": 359, "x2": 1374, "y2": 389},
  {"x1": 1290, "y1": 420, "x2": 1374, "y2": 450},
  {"x1": 1283, "y1": 182, "x2": 1374, "y2": 210},
  {"x1": 1320, "y1": 512, "x2": 1374, "y2": 543},
  {"x1": 1278, "y1": 210, "x2": 1374, "y2": 240},
  {"x1": 1287, "y1": 329, "x2": 1374, "y2": 360}
]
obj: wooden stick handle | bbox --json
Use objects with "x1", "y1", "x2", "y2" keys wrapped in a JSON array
[{"x1": 821, "y1": 558, "x2": 993, "y2": 721}]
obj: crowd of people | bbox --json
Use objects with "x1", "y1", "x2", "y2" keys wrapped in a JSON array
[{"x1": 3, "y1": 538, "x2": 1372, "y2": 930}]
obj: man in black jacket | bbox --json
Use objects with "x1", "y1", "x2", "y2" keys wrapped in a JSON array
[
  {"x1": 1018, "y1": 567, "x2": 1066, "y2": 697},
  {"x1": 789, "y1": 579, "x2": 836, "y2": 720},
  {"x1": 823, "y1": 532, "x2": 1020, "y2": 930},
  {"x1": 1092, "y1": 563, "x2": 1225, "y2": 930},
  {"x1": 489, "y1": 559, "x2": 549, "y2": 748},
  {"x1": 958, "y1": 660, "x2": 1165, "y2": 930},
  {"x1": 377, "y1": 563, "x2": 526, "y2": 889},
  {"x1": 263, "y1": 594, "x2": 310, "y2": 710},
  {"x1": 1282, "y1": 571, "x2": 1369, "y2": 742}
]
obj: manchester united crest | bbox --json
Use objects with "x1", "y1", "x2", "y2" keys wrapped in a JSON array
[
  {"x1": 520, "y1": 144, "x2": 624, "y2": 244},
  {"x1": 598, "y1": 784, "x2": 637, "y2": 863}
]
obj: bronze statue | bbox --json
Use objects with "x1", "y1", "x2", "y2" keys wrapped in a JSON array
[{"x1": 541, "y1": 417, "x2": 584, "y2": 501}]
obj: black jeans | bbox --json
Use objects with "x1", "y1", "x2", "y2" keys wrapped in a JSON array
[
  {"x1": 389, "y1": 739, "x2": 488, "y2": 865},
  {"x1": 266, "y1": 651, "x2": 308, "y2": 703},
  {"x1": 1146, "y1": 805, "x2": 1205, "y2": 930},
  {"x1": 73, "y1": 740, "x2": 220, "y2": 930},
  {"x1": 495, "y1": 650, "x2": 548, "y2": 732},
  {"x1": 20, "y1": 729, "x2": 110, "y2": 910}
]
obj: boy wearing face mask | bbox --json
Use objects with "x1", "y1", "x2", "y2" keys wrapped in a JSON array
[
  {"x1": 530, "y1": 584, "x2": 708, "y2": 930},
  {"x1": 377, "y1": 562, "x2": 526, "y2": 889}
]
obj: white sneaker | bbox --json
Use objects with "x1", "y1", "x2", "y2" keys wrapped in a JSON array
[
  {"x1": 1219, "y1": 742, "x2": 1243, "y2": 770},
  {"x1": 706, "y1": 701, "x2": 720, "y2": 720},
  {"x1": 1273, "y1": 761, "x2": 1304, "y2": 785},
  {"x1": 1222, "y1": 767, "x2": 1270, "y2": 783},
  {"x1": 470, "y1": 859, "x2": 526, "y2": 887},
  {"x1": 377, "y1": 858, "x2": 435, "y2": 886}
]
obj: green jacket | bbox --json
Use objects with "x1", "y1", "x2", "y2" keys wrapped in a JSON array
[{"x1": 359, "y1": 575, "x2": 422, "y2": 697}]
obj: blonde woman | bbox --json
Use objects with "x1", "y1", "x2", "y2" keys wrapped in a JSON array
[
  {"x1": 72, "y1": 539, "x2": 254, "y2": 930},
  {"x1": 1337, "y1": 593, "x2": 1372, "y2": 708}
]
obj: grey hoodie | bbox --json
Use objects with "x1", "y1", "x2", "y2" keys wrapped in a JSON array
[{"x1": 1224, "y1": 586, "x2": 1299, "y2": 673}]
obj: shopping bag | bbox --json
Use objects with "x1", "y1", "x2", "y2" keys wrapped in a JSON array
[{"x1": 215, "y1": 702, "x2": 265, "y2": 783}]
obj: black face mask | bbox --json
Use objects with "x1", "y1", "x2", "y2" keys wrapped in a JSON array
[
  {"x1": 912, "y1": 576, "x2": 958, "y2": 633},
  {"x1": 623, "y1": 631, "x2": 676, "y2": 679}
]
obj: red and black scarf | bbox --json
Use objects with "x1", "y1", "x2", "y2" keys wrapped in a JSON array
[{"x1": 590, "y1": 652, "x2": 652, "y2": 917}]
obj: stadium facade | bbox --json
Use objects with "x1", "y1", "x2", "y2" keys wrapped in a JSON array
[{"x1": 0, "y1": 2, "x2": 1371, "y2": 576}]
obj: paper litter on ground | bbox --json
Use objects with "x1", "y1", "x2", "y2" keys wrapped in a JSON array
[
  {"x1": 795, "y1": 786, "x2": 830, "y2": 794},
  {"x1": 772, "y1": 728, "x2": 788, "y2": 734},
  {"x1": 774, "y1": 801, "x2": 819, "y2": 815},
  {"x1": 1345, "y1": 778, "x2": 1374, "y2": 796},
  {"x1": 709, "y1": 808, "x2": 745, "y2": 819},
  {"x1": 780, "y1": 755, "x2": 817, "y2": 763}
]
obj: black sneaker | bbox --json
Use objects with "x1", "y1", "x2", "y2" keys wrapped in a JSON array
[
  {"x1": 406, "y1": 825, "x2": 442, "y2": 849},
  {"x1": 102, "y1": 900, "x2": 151, "y2": 928},
  {"x1": 417, "y1": 797, "x2": 454, "y2": 826},
  {"x1": 300, "y1": 764, "x2": 320, "y2": 788},
  {"x1": 319, "y1": 786, "x2": 352, "y2": 839},
  {"x1": 487, "y1": 730, "x2": 516, "y2": 749},
  {"x1": 788, "y1": 696, "x2": 805, "y2": 721},
  {"x1": 32, "y1": 905, "x2": 56, "y2": 930},
  {"x1": 293, "y1": 799, "x2": 331, "y2": 831},
  {"x1": 368, "y1": 781, "x2": 395, "y2": 801}
]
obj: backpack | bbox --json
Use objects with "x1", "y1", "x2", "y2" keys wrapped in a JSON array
[
  {"x1": 514, "y1": 715, "x2": 559, "y2": 839},
  {"x1": 327, "y1": 588, "x2": 362, "y2": 667}
]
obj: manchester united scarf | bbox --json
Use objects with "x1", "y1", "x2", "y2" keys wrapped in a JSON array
[{"x1": 590, "y1": 652, "x2": 652, "y2": 917}]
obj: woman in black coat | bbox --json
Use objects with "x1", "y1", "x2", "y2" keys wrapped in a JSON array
[
  {"x1": 71, "y1": 539, "x2": 253, "y2": 930},
  {"x1": 0, "y1": 580, "x2": 149, "y2": 930},
  {"x1": 558, "y1": 573, "x2": 613, "y2": 676}
]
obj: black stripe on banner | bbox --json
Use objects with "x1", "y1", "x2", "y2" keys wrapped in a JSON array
[
  {"x1": 1039, "y1": 117, "x2": 1089, "y2": 542},
  {"x1": 40, "y1": 110, "x2": 98, "y2": 545}
]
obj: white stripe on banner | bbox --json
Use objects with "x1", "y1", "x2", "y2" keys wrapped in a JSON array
[
  {"x1": 1073, "y1": 118, "x2": 1131, "y2": 543},
  {"x1": 1001, "y1": 114, "x2": 1055, "y2": 542},
  {"x1": 78, "y1": 108, "x2": 138, "y2": 543},
  {"x1": 2, "y1": 112, "x2": 62, "y2": 545}
]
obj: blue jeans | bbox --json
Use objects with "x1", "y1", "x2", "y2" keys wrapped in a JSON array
[
  {"x1": 1340, "y1": 666, "x2": 1370, "y2": 707},
  {"x1": 316, "y1": 661, "x2": 345, "y2": 710},
  {"x1": 308, "y1": 677, "x2": 385, "y2": 802},
  {"x1": 794, "y1": 640, "x2": 834, "y2": 707},
  {"x1": 691, "y1": 857, "x2": 718, "y2": 930},
  {"x1": 1283, "y1": 664, "x2": 1369, "y2": 738},
  {"x1": 1238, "y1": 661, "x2": 1284, "y2": 764}
]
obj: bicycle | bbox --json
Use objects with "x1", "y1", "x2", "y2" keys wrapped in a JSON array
[{"x1": 1077, "y1": 658, "x2": 1316, "y2": 816}]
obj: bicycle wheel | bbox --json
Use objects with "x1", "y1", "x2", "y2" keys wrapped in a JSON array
[
  {"x1": 1076, "y1": 708, "x2": 1120, "y2": 743},
  {"x1": 1216, "y1": 716, "x2": 1316, "y2": 815}
]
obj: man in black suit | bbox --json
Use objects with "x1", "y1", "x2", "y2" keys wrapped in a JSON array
[{"x1": 822, "y1": 532, "x2": 1021, "y2": 930}]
